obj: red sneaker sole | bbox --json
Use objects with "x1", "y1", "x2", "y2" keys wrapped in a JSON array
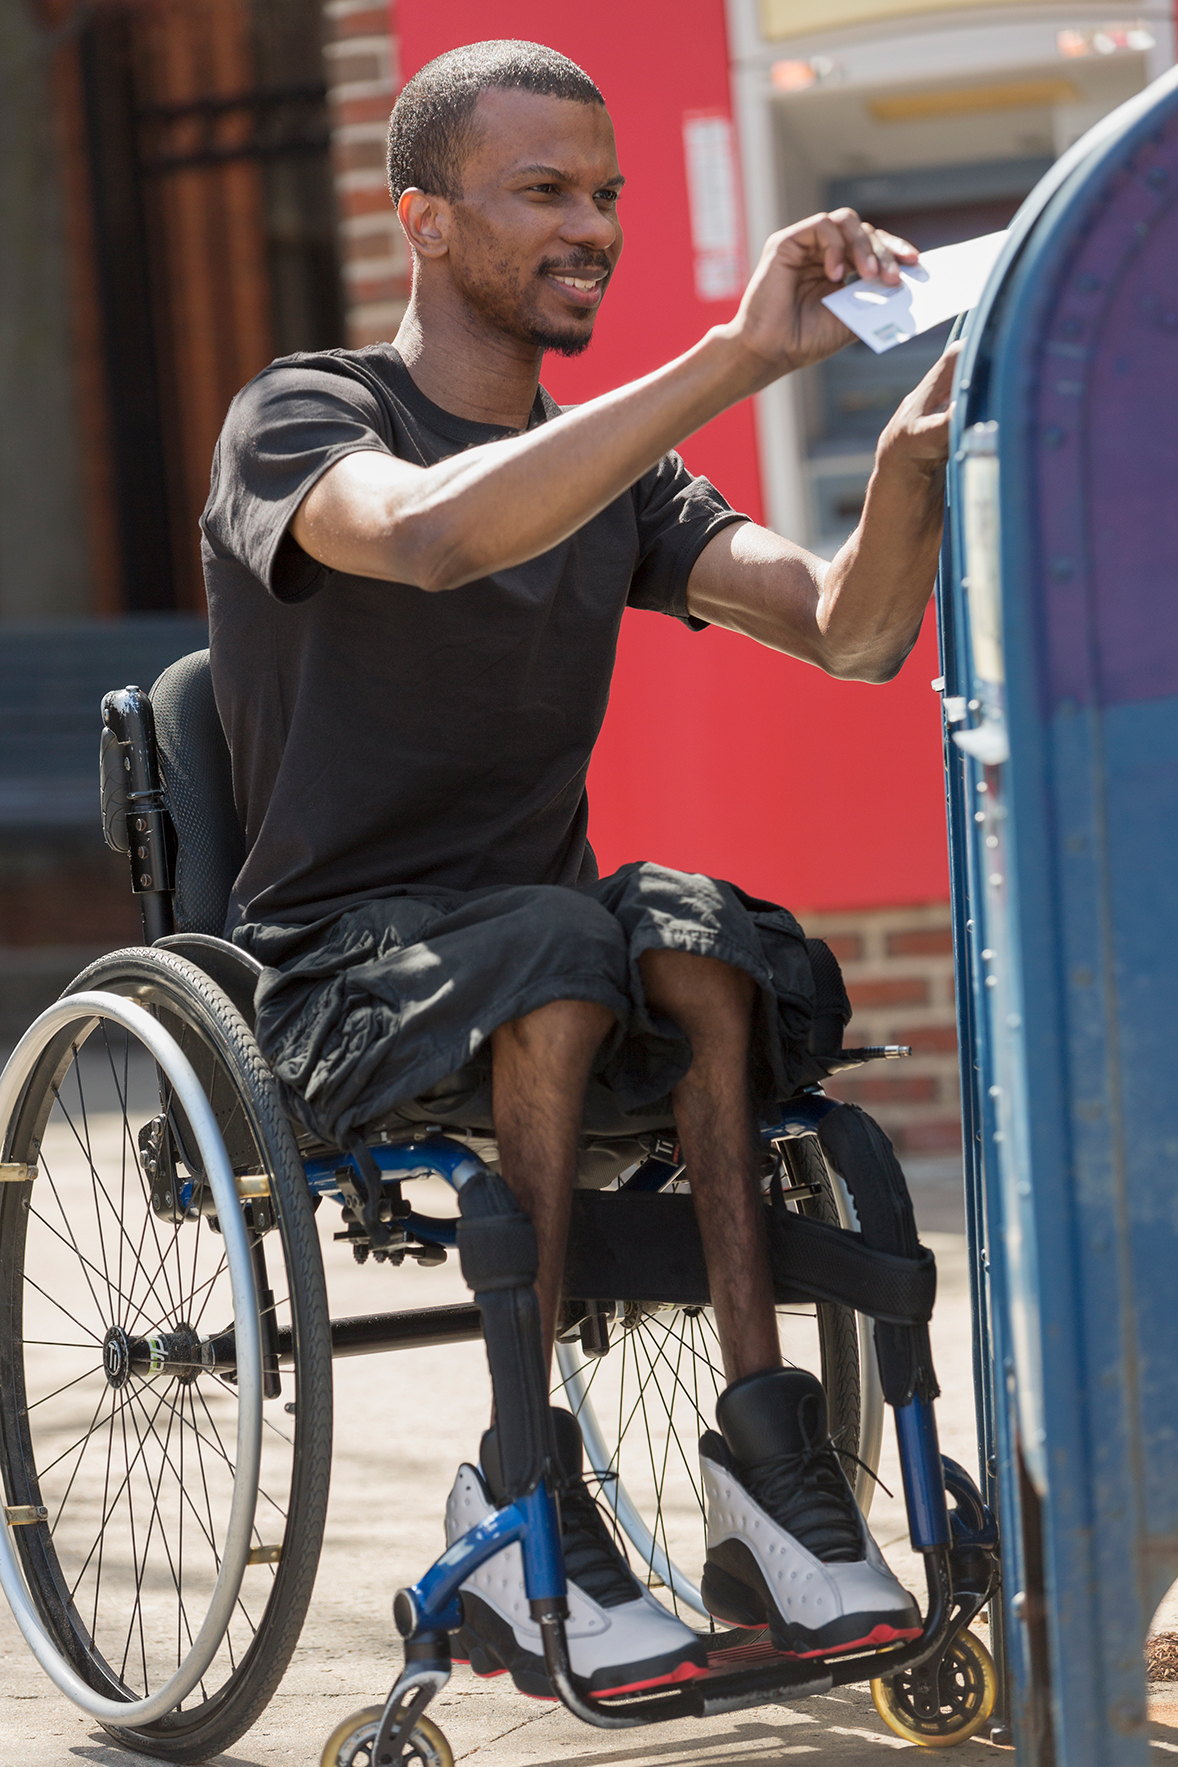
[
  {"x1": 592, "y1": 1657, "x2": 709, "y2": 1697},
  {"x1": 791, "y1": 1622, "x2": 923, "y2": 1659},
  {"x1": 455, "y1": 1650, "x2": 706, "y2": 1699}
]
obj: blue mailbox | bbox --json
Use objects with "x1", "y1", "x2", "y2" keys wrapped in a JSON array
[{"x1": 940, "y1": 63, "x2": 1178, "y2": 1766}]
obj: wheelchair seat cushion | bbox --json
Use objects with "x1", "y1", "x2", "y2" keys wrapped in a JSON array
[
  {"x1": 151, "y1": 650, "x2": 246, "y2": 936},
  {"x1": 232, "y1": 860, "x2": 832, "y2": 1150}
]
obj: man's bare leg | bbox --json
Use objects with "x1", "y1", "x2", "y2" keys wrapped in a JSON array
[
  {"x1": 638, "y1": 947, "x2": 782, "y2": 1384},
  {"x1": 457, "y1": 996, "x2": 707, "y2": 1693},
  {"x1": 491, "y1": 996, "x2": 616, "y2": 1361},
  {"x1": 639, "y1": 950, "x2": 922, "y2": 1649}
]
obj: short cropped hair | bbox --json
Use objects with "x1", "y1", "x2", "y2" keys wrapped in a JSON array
[{"x1": 387, "y1": 40, "x2": 604, "y2": 207}]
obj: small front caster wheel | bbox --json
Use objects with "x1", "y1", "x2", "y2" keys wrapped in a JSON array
[
  {"x1": 871, "y1": 1628, "x2": 997, "y2": 1747},
  {"x1": 320, "y1": 1705, "x2": 454, "y2": 1767}
]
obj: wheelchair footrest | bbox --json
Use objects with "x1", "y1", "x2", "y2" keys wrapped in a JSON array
[
  {"x1": 585, "y1": 1634, "x2": 833, "y2": 1720},
  {"x1": 688, "y1": 1657, "x2": 833, "y2": 1718}
]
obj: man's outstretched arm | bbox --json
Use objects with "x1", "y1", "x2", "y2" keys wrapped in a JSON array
[
  {"x1": 685, "y1": 345, "x2": 957, "y2": 683},
  {"x1": 290, "y1": 210, "x2": 916, "y2": 594}
]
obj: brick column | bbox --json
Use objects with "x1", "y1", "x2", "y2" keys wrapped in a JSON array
[
  {"x1": 322, "y1": 0, "x2": 409, "y2": 347},
  {"x1": 800, "y1": 902, "x2": 962, "y2": 1164}
]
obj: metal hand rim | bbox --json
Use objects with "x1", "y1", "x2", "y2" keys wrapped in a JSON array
[
  {"x1": 553, "y1": 1158, "x2": 885, "y2": 1618},
  {"x1": 0, "y1": 990, "x2": 264, "y2": 1725}
]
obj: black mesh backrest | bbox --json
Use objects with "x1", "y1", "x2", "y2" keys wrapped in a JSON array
[{"x1": 150, "y1": 651, "x2": 246, "y2": 936}]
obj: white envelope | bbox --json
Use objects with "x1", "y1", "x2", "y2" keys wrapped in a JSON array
[{"x1": 821, "y1": 230, "x2": 1009, "y2": 354}]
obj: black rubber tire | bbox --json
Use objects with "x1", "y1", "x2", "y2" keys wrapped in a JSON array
[
  {"x1": 785, "y1": 1135, "x2": 864, "y2": 1478},
  {"x1": 0, "y1": 948, "x2": 332, "y2": 1763}
]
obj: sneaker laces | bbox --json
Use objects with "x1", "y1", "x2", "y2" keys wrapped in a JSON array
[
  {"x1": 558, "y1": 1471, "x2": 643, "y2": 1609},
  {"x1": 831, "y1": 1429, "x2": 894, "y2": 1502},
  {"x1": 740, "y1": 1406, "x2": 864, "y2": 1565}
]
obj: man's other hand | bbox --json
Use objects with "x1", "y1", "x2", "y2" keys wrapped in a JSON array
[
  {"x1": 875, "y1": 342, "x2": 959, "y2": 483},
  {"x1": 684, "y1": 341, "x2": 960, "y2": 682},
  {"x1": 726, "y1": 208, "x2": 918, "y2": 378}
]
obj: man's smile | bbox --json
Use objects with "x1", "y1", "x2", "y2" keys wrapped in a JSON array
[{"x1": 544, "y1": 266, "x2": 609, "y2": 307}]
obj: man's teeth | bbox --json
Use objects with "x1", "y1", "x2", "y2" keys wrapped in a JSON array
[{"x1": 554, "y1": 275, "x2": 599, "y2": 290}]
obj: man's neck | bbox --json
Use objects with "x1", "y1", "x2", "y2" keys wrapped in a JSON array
[{"x1": 393, "y1": 296, "x2": 543, "y2": 432}]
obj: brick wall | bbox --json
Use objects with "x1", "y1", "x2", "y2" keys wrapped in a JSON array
[
  {"x1": 800, "y1": 901, "x2": 962, "y2": 1164},
  {"x1": 322, "y1": 0, "x2": 409, "y2": 346}
]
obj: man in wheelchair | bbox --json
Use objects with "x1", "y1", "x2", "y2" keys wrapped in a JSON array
[{"x1": 202, "y1": 40, "x2": 953, "y2": 1702}]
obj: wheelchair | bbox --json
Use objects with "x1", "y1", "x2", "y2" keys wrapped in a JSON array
[{"x1": 0, "y1": 651, "x2": 1000, "y2": 1766}]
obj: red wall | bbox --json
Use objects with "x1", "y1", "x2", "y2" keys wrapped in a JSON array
[{"x1": 396, "y1": 0, "x2": 949, "y2": 911}]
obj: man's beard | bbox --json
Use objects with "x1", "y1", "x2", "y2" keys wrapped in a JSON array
[
  {"x1": 453, "y1": 255, "x2": 604, "y2": 357},
  {"x1": 524, "y1": 317, "x2": 594, "y2": 358}
]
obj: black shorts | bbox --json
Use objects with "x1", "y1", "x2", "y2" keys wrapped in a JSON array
[{"x1": 234, "y1": 861, "x2": 833, "y2": 1151}]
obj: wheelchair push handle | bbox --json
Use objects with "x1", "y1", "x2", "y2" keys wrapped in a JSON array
[{"x1": 101, "y1": 684, "x2": 176, "y2": 943}]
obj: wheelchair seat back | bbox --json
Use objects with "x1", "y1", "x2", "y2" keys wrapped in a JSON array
[{"x1": 149, "y1": 650, "x2": 245, "y2": 936}]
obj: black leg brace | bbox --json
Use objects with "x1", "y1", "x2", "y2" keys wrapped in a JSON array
[{"x1": 456, "y1": 1168, "x2": 558, "y2": 1501}]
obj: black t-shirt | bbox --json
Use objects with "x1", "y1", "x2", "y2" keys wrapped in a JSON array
[{"x1": 201, "y1": 345, "x2": 747, "y2": 930}]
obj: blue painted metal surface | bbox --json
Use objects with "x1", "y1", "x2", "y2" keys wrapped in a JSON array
[
  {"x1": 895, "y1": 1397, "x2": 952, "y2": 1550},
  {"x1": 941, "y1": 64, "x2": 1178, "y2": 1765},
  {"x1": 303, "y1": 1108, "x2": 839, "y2": 1223},
  {"x1": 402, "y1": 1484, "x2": 567, "y2": 1638},
  {"x1": 302, "y1": 1136, "x2": 485, "y2": 1194},
  {"x1": 301, "y1": 1135, "x2": 482, "y2": 1245},
  {"x1": 942, "y1": 1456, "x2": 999, "y2": 1552},
  {"x1": 760, "y1": 1095, "x2": 843, "y2": 1138}
]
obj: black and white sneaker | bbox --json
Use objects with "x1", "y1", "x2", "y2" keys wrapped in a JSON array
[
  {"x1": 700, "y1": 1367, "x2": 921, "y2": 1659},
  {"x1": 447, "y1": 1407, "x2": 707, "y2": 1699}
]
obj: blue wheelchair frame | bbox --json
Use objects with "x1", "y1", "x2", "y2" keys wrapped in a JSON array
[
  {"x1": 94, "y1": 676, "x2": 1002, "y2": 1762},
  {"x1": 303, "y1": 1103, "x2": 994, "y2": 1765}
]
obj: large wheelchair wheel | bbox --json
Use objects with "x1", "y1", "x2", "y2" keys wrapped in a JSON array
[
  {"x1": 554, "y1": 1132, "x2": 883, "y2": 1620},
  {"x1": 0, "y1": 949, "x2": 331, "y2": 1762}
]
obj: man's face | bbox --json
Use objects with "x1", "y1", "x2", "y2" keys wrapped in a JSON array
[{"x1": 441, "y1": 88, "x2": 624, "y2": 356}]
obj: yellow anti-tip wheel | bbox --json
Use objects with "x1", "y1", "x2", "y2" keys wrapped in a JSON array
[
  {"x1": 871, "y1": 1627, "x2": 997, "y2": 1748},
  {"x1": 320, "y1": 1704, "x2": 454, "y2": 1767}
]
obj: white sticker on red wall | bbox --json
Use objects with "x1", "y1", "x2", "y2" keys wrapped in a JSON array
[{"x1": 682, "y1": 111, "x2": 746, "y2": 304}]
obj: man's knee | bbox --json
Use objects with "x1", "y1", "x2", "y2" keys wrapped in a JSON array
[
  {"x1": 639, "y1": 946, "x2": 756, "y2": 1030},
  {"x1": 495, "y1": 994, "x2": 615, "y2": 1061}
]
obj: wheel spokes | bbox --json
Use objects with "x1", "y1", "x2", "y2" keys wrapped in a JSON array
[
  {"x1": 555, "y1": 1283, "x2": 839, "y2": 1616},
  {"x1": 10, "y1": 1019, "x2": 294, "y2": 1707}
]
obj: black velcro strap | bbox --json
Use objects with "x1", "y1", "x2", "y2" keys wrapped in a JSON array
[
  {"x1": 766, "y1": 1208, "x2": 937, "y2": 1325},
  {"x1": 457, "y1": 1214, "x2": 538, "y2": 1293},
  {"x1": 562, "y1": 1190, "x2": 935, "y2": 1325}
]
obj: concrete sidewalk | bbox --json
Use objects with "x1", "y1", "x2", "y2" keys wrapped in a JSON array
[{"x1": 0, "y1": 1175, "x2": 1171, "y2": 1766}]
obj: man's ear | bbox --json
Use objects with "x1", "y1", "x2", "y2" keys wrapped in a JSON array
[{"x1": 398, "y1": 188, "x2": 451, "y2": 259}]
